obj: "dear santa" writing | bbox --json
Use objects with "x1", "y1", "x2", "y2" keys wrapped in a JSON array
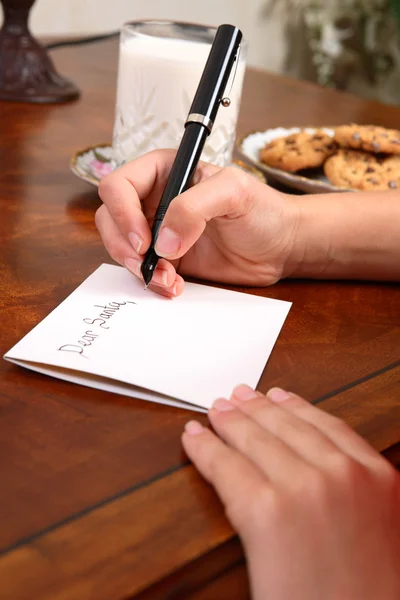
[{"x1": 57, "y1": 300, "x2": 137, "y2": 358}]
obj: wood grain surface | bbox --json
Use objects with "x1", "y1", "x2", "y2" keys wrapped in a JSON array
[{"x1": 0, "y1": 38, "x2": 399, "y2": 599}]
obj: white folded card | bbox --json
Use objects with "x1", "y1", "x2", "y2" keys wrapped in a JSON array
[{"x1": 4, "y1": 264, "x2": 291, "y2": 412}]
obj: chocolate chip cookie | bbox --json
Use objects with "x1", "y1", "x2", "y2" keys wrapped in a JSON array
[
  {"x1": 324, "y1": 149, "x2": 400, "y2": 190},
  {"x1": 259, "y1": 131, "x2": 336, "y2": 173},
  {"x1": 334, "y1": 124, "x2": 400, "y2": 155}
]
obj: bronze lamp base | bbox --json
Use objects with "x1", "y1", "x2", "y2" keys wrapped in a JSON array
[{"x1": 0, "y1": 0, "x2": 80, "y2": 103}]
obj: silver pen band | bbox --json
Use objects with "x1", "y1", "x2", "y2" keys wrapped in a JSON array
[{"x1": 185, "y1": 113, "x2": 213, "y2": 133}]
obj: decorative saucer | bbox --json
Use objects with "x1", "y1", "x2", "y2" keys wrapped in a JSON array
[
  {"x1": 70, "y1": 144, "x2": 267, "y2": 187},
  {"x1": 237, "y1": 127, "x2": 353, "y2": 193}
]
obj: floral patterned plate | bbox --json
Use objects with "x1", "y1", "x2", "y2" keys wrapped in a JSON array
[
  {"x1": 70, "y1": 144, "x2": 267, "y2": 187},
  {"x1": 237, "y1": 127, "x2": 353, "y2": 193}
]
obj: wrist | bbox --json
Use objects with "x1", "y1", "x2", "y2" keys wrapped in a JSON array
[
  {"x1": 282, "y1": 190, "x2": 400, "y2": 282},
  {"x1": 282, "y1": 194, "x2": 335, "y2": 279},
  {"x1": 276, "y1": 193, "x2": 324, "y2": 280}
]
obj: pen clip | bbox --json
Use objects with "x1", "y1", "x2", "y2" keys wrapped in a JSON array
[{"x1": 221, "y1": 44, "x2": 241, "y2": 108}]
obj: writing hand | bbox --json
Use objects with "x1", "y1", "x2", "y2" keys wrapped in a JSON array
[{"x1": 96, "y1": 149, "x2": 299, "y2": 296}]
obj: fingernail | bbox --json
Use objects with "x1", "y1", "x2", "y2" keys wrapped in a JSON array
[
  {"x1": 124, "y1": 257, "x2": 141, "y2": 277},
  {"x1": 155, "y1": 227, "x2": 181, "y2": 257},
  {"x1": 152, "y1": 268, "x2": 169, "y2": 287},
  {"x1": 161, "y1": 270, "x2": 169, "y2": 287},
  {"x1": 184, "y1": 420, "x2": 204, "y2": 435},
  {"x1": 162, "y1": 282, "x2": 177, "y2": 296},
  {"x1": 267, "y1": 387, "x2": 290, "y2": 402},
  {"x1": 233, "y1": 384, "x2": 257, "y2": 401},
  {"x1": 128, "y1": 232, "x2": 143, "y2": 254},
  {"x1": 212, "y1": 398, "x2": 235, "y2": 412}
]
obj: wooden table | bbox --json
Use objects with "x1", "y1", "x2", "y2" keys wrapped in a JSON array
[{"x1": 1, "y1": 38, "x2": 399, "y2": 600}]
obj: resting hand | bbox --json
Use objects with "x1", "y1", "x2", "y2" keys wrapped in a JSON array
[{"x1": 182, "y1": 386, "x2": 400, "y2": 600}]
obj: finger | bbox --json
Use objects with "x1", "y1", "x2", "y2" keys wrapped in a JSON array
[
  {"x1": 124, "y1": 256, "x2": 177, "y2": 288},
  {"x1": 124, "y1": 256, "x2": 184, "y2": 295},
  {"x1": 115, "y1": 149, "x2": 216, "y2": 203},
  {"x1": 99, "y1": 150, "x2": 218, "y2": 255},
  {"x1": 154, "y1": 166, "x2": 259, "y2": 260},
  {"x1": 265, "y1": 387, "x2": 383, "y2": 468},
  {"x1": 148, "y1": 273, "x2": 185, "y2": 298},
  {"x1": 95, "y1": 204, "x2": 140, "y2": 265},
  {"x1": 95, "y1": 205, "x2": 183, "y2": 294},
  {"x1": 230, "y1": 385, "x2": 340, "y2": 470},
  {"x1": 207, "y1": 398, "x2": 308, "y2": 484},
  {"x1": 98, "y1": 170, "x2": 152, "y2": 255},
  {"x1": 182, "y1": 420, "x2": 269, "y2": 536},
  {"x1": 98, "y1": 150, "x2": 179, "y2": 253}
]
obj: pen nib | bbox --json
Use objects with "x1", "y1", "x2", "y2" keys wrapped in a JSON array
[
  {"x1": 144, "y1": 284, "x2": 148, "y2": 290},
  {"x1": 141, "y1": 250, "x2": 158, "y2": 288}
]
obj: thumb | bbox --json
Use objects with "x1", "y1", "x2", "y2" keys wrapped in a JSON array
[{"x1": 154, "y1": 166, "x2": 256, "y2": 259}]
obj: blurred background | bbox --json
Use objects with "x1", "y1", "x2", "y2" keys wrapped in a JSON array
[{"x1": 4, "y1": 0, "x2": 400, "y2": 105}]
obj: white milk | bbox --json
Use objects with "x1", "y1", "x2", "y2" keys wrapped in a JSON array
[{"x1": 112, "y1": 33, "x2": 246, "y2": 167}]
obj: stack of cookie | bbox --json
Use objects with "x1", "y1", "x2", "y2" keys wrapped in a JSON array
[
  {"x1": 259, "y1": 125, "x2": 400, "y2": 191},
  {"x1": 260, "y1": 130, "x2": 336, "y2": 175},
  {"x1": 325, "y1": 125, "x2": 400, "y2": 190}
]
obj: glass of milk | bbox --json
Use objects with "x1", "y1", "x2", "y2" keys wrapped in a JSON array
[{"x1": 112, "y1": 20, "x2": 247, "y2": 168}]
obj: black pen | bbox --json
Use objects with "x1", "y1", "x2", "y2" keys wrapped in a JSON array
[{"x1": 141, "y1": 24, "x2": 243, "y2": 288}]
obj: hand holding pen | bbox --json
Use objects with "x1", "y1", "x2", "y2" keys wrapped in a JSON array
[
  {"x1": 140, "y1": 24, "x2": 243, "y2": 288},
  {"x1": 97, "y1": 23, "x2": 313, "y2": 297}
]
